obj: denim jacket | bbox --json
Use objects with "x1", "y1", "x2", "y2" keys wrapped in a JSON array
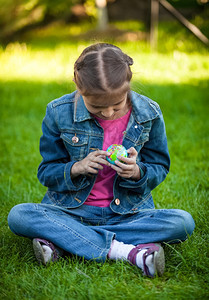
[{"x1": 38, "y1": 90, "x2": 170, "y2": 215}]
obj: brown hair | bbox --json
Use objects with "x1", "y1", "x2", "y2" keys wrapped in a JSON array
[{"x1": 73, "y1": 43, "x2": 133, "y2": 96}]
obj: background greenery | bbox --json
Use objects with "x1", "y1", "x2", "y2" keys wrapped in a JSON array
[{"x1": 0, "y1": 9, "x2": 209, "y2": 300}]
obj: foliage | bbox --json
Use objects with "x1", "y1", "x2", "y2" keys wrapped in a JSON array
[
  {"x1": 0, "y1": 21, "x2": 209, "y2": 299},
  {"x1": 0, "y1": 0, "x2": 208, "y2": 42},
  {"x1": 0, "y1": 0, "x2": 79, "y2": 40},
  {"x1": 169, "y1": 0, "x2": 207, "y2": 7}
]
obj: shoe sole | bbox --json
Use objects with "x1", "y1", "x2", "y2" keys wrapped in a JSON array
[
  {"x1": 32, "y1": 239, "x2": 47, "y2": 265},
  {"x1": 154, "y1": 243, "x2": 165, "y2": 276}
]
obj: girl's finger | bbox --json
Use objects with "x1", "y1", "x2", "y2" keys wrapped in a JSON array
[
  {"x1": 110, "y1": 164, "x2": 129, "y2": 174},
  {"x1": 110, "y1": 164, "x2": 120, "y2": 172},
  {"x1": 88, "y1": 167, "x2": 99, "y2": 174},
  {"x1": 90, "y1": 162, "x2": 104, "y2": 170},
  {"x1": 94, "y1": 150, "x2": 111, "y2": 157},
  {"x1": 115, "y1": 157, "x2": 134, "y2": 167},
  {"x1": 127, "y1": 147, "x2": 138, "y2": 159},
  {"x1": 127, "y1": 147, "x2": 137, "y2": 154},
  {"x1": 95, "y1": 157, "x2": 111, "y2": 166},
  {"x1": 117, "y1": 155, "x2": 136, "y2": 164}
]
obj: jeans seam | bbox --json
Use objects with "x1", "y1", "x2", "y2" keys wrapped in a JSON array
[{"x1": 41, "y1": 208, "x2": 107, "y2": 255}]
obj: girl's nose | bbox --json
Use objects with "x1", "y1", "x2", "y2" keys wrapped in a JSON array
[{"x1": 101, "y1": 107, "x2": 114, "y2": 118}]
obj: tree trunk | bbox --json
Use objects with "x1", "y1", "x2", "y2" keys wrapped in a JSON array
[{"x1": 96, "y1": 0, "x2": 108, "y2": 30}]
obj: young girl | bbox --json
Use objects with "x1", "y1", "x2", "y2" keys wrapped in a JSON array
[{"x1": 8, "y1": 43, "x2": 195, "y2": 277}]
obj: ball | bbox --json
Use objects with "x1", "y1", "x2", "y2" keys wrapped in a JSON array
[{"x1": 106, "y1": 144, "x2": 128, "y2": 165}]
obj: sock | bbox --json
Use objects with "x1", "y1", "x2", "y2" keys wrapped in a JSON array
[
  {"x1": 108, "y1": 240, "x2": 133, "y2": 260},
  {"x1": 108, "y1": 240, "x2": 155, "y2": 276},
  {"x1": 42, "y1": 245, "x2": 53, "y2": 263}
]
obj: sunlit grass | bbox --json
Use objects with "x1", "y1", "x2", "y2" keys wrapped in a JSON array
[
  {"x1": 0, "y1": 41, "x2": 208, "y2": 84},
  {"x1": 110, "y1": 20, "x2": 147, "y2": 32},
  {"x1": 0, "y1": 19, "x2": 208, "y2": 83}
]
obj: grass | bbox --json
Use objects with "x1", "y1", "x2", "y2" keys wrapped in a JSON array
[{"x1": 0, "y1": 20, "x2": 209, "y2": 299}]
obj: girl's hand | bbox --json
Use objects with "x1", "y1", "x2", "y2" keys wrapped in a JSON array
[
  {"x1": 110, "y1": 147, "x2": 141, "y2": 180},
  {"x1": 71, "y1": 150, "x2": 111, "y2": 178}
]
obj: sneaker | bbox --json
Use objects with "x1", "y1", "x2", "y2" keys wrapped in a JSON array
[
  {"x1": 32, "y1": 238, "x2": 62, "y2": 265},
  {"x1": 127, "y1": 243, "x2": 165, "y2": 277}
]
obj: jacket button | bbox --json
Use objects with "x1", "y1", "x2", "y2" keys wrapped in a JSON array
[
  {"x1": 115, "y1": 198, "x2": 120, "y2": 205},
  {"x1": 72, "y1": 136, "x2": 79, "y2": 143}
]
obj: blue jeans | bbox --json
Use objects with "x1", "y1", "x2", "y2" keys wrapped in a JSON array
[{"x1": 8, "y1": 204, "x2": 195, "y2": 262}]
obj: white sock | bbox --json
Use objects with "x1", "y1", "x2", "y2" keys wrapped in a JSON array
[
  {"x1": 108, "y1": 240, "x2": 155, "y2": 276},
  {"x1": 42, "y1": 245, "x2": 53, "y2": 263}
]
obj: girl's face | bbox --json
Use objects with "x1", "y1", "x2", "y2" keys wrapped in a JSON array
[{"x1": 83, "y1": 91, "x2": 130, "y2": 120}]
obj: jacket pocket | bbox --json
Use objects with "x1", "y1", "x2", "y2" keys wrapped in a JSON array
[{"x1": 61, "y1": 132, "x2": 89, "y2": 161}]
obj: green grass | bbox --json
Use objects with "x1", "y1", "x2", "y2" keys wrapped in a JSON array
[{"x1": 0, "y1": 21, "x2": 209, "y2": 299}]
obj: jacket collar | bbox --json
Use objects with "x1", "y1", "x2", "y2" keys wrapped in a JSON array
[
  {"x1": 73, "y1": 91, "x2": 159, "y2": 123},
  {"x1": 130, "y1": 91, "x2": 160, "y2": 124},
  {"x1": 74, "y1": 93, "x2": 92, "y2": 122}
]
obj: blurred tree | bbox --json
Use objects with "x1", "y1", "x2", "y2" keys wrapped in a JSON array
[
  {"x1": 0, "y1": 0, "x2": 79, "y2": 41},
  {"x1": 96, "y1": 0, "x2": 108, "y2": 30},
  {"x1": 0, "y1": 0, "x2": 207, "y2": 42}
]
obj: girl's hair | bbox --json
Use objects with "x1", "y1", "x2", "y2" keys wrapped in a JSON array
[{"x1": 74, "y1": 43, "x2": 133, "y2": 96}]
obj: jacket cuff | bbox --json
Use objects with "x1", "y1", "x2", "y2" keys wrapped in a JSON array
[
  {"x1": 64, "y1": 162, "x2": 90, "y2": 191},
  {"x1": 138, "y1": 162, "x2": 146, "y2": 178}
]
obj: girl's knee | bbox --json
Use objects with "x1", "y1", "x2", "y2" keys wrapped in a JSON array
[
  {"x1": 173, "y1": 209, "x2": 195, "y2": 240},
  {"x1": 8, "y1": 203, "x2": 34, "y2": 235}
]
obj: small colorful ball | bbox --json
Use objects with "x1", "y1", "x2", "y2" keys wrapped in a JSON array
[{"x1": 106, "y1": 144, "x2": 128, "y2": 165}]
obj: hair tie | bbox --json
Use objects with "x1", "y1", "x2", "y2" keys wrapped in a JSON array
[{"x1": 126, "y1": 55, "x2": 133, "y2": 66}]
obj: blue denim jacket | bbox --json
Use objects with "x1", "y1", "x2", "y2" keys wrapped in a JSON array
[{"x1": 38, "y1": 91, "x2": 170, "y2": 215}]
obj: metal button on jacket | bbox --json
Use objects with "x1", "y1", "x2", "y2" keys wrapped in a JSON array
[
  {"x1": 115, "y1": 198, "x2": 120, "y2": 205},
  {"x1": 72, "y1": 136, "x2": 79, "y2": 143}
]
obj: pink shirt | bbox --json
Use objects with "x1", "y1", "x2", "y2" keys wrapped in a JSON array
[{"x1": 84, "y1": 109, "x2": 131, "y2": 207}]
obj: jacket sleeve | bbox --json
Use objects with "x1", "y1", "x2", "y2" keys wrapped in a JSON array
[
  {"x1": 119, "y1": 110, "x2": 170, "y2": 195},
  {"x1": 37, "y1": 103, "x2": 89, "y2": 192}
]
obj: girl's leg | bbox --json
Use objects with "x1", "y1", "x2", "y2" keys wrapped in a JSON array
[
  {"x1": 8, "y1": 204, "x2": 195, "y2": 277},
  {"x1": 7, "y1": 203, "x2": 114, "y2": 262},
  {"x1": 103, "y1": 208, "x2": 195, "y2": 277},
  {"x1": 103, "y1": 208, "x2": 195, "y2": 245},
  {"x1": 8, "y1": 204, "x2": 195, "y2": 252}
]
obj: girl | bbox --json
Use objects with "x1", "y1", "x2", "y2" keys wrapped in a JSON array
[{"x1": 8, "y1": 43, "x2": 195, "y2": 277}]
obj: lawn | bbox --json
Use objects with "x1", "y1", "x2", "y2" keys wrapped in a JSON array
[{"x1": 0, "y1": 21, "x2": 209, "y2": 299}]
